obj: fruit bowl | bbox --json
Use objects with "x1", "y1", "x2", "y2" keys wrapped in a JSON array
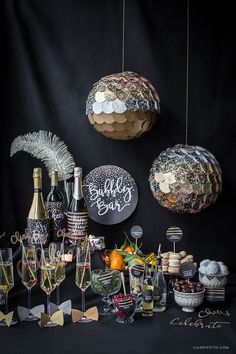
[{"x1": 174, "y1": 289, "x2": 205, "y2": 312}]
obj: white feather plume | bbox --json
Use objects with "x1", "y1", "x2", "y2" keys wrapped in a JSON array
[{"x1": 10, "y1": 130, "x2": 75, "y2": 181}]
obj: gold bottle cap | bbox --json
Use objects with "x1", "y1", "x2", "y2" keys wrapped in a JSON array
[
  {"x1": 74, "y1": 167, "x2": 82, "y2": 177},
  {"x1": 51, "y1": 170, "x2": 58, "y2": 186},
  {"x1": 33, "y1": 167, "x2": 42, "y2": 178},
  {"x1": 33, "y1": 167, "x2": 42, "y2": 189}
]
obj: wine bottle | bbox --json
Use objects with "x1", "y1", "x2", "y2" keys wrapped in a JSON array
[
  {"x1": 27, "y1": 168, "x2": 50, "y2": 246},
  {"x1": 67, "y1": 167, "x2": 88, "y2": 244},
  {"x1": 142, "y1": 264, "x2": 154, "y2": 317},
  {"x1": 153, "y1": 244, "x2": 167, "y2": 312},
  {"x1": 46, "y1": 171, "x2": 64, "y2": 241}
]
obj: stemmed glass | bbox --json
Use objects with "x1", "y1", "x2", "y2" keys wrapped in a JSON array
[
  {"x1": 49, "y1": 242, "x2": 66, "y2": 306},
  {"x1": 40, "y1": 248, "x2": 57, "y2": 327},
  {"x1": 0, "y1": 248, "x2": 17, "y2": 326},
  {"x1": 75, "y1": 240, "x2": 92, "y2": 323},
  {"x1": 91, "y1": 269, "x2": 122, "y2": 315},
  {"x1": 21, "y1": 245, "x2": 37, "y2": 320}
]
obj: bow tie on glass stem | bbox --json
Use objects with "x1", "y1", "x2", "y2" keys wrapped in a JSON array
[
  {"x1": 17, "y1": 305, "x2": 45, "y2": 322},
  {"x1": 39, "y1": 310, "x2": 64, "y2": 328},
  {"x1": 0, "y1": 311, "x2": 14, "y2": 327},
  {"x1": 72, "y1": 306, "x2": 99, "y2": 323},
  {"x1": 50, "y1": 300, "x2": 72, "y2": 315}
]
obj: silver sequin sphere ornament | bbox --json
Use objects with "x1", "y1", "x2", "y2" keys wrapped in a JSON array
[
  {"x1": 86, "y1": 71, "x2": 160, "y2": 140},
  {"x1": 149, "y1": 144, "x2": 222, "y2": 213}
]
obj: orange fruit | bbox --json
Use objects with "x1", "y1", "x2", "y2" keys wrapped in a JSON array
[
  {"x1": 124, "y1": 246, "x2": 135, "y2": 254},
  {"x1": 129, "y1": 258, "x2": 145, "y2": 266},
  {"x1": 109, "y1": 249, "x2": 119, "y2": 260},
  {"x1": 109, "y1": 250, "x2": 125, "y2": 270}
]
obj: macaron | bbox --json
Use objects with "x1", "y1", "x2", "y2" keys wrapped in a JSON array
[
  {"x1": 169, "y1": 253, "x2": 181, "y2": 260},
  {"x1": 181, "y1": 255, "x2": 193, "y2": 264},
  {"x1": 179, "y1": 250, "x2": 187, "y2": 259},
  {"x1": 161, "y1": 252, "x2": 169, "y2": 259},
  {"x1": 186, "y1": 255, "x2": 194, "y2": 262},
  {"x1": 180, "y1": 257, "x2": 188, "y2": 264},
  {"x1": 169, "y1": 259, "x2": 180, "y2": 267},
  {"x1": 162, "y1": 266, "x2": 168, "y2": 272},
  {"x1": 168, "y1": 266, "x2": 179, "y2": 274},
  {"x1": 162, "y1": 259, "x2": 169, "y2": 266}
]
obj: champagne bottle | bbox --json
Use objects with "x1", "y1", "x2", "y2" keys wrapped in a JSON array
[
  {"x1": 67, "y1": 167, "x2": 88, "y2": 244},
  {"x1": 46, "y1": 171, "x2": 64, "y2": 241},
  {"x1": 27, "y1": 168, "x2": 50, "y2": 246},
  {"x1": 142, "y1": 264, "x2": 154, "y2": 317},
  {"x1": 153, "y1": 244, "x2": 167, "y2": 312}
]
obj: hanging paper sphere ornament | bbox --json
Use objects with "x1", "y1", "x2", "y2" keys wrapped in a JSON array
[
  {"x1": 149, "y1": 144, "x2": 222, "y2": 213},
  {"x1": 86, "y1": 71, "x2": 160, "y2": 140}
]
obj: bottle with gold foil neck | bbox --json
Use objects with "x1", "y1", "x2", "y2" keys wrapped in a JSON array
[
  {"x1": 67, "y1": 167, "x2": 88, "y2": 245},
  {"x1": 27, "y1": 168, "x2": 50, "y2": 246},
  {"x1": 46, "y1": 170, "x2": 64, "y2": 242}
]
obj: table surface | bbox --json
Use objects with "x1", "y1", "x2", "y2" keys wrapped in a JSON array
[{"x1": 1, "y1": 252, "x2": 236, "y2": 354}]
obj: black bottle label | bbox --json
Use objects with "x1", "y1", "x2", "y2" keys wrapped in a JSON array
[
  {"x1": 27, "y1": 218, "x2": 50, "y2": 246},
  {"x1": 45, "y1": 201, "x2": 64, "y2": 240},
  {"x1": 143, "y1": 289, "x2": 153, "y2": 303},
  {"x1": 67, "y1": 211, "x2": 88, "y2": 239},
  {"x1": 131, "y1": 265, "x2": 144, "y2": 278}
]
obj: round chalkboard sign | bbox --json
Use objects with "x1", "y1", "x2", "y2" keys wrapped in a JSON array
[
  {"x1": 83, "y1": 165, "x2": 138, "y2": 225},
  {"x1": 130, "y1": 225, "x2": 143, "y2": 239},
  {"x1": 166, "y1": 226, "x2": 183, "y2": 243},
  {"x1": 179, "y1": 262, "x2": 197, "y2": 279}
]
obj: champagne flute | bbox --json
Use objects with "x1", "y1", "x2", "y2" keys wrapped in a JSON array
[
  {"x1": 0, "y1": 248, "x2": 17, "y2": 326},
  {"x1": 49, "y1": 242, "x2": 66, "y2": 306},
  {"x1": 40, "y1": 248, "x2": 57, "y2": 327},
  {"x1": 21, "y1": 245, "x2": 37, "y2": 321},
  {"x1": 75, "y1": 240, "x2": 92, "y2": 323}
]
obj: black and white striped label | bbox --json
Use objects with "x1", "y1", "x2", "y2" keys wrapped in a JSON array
[
  {"x1": 117, "y1": 299, "x2": 135, "y2": 312},
  {"x1": 166, "y1": 226, "x2": 183, "y2": 242},
  {"x1": 131, "y1": 265, "x2": 144, "y2": 278},
  {"x1": 67, "y1": 211, "x2": 88, "y2": 239},
  {"x1": 98, "y1": 273, "x2": 113, "y2": 287}
]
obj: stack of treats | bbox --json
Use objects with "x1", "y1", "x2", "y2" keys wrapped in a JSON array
[{"x1": 161, "y1": 251, "x2": 196, "y2": 274}]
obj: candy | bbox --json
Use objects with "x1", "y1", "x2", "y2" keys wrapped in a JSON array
[
  {"x1": 174, "y1": 280, "x2": 204, "y2": 293},
  {"x1": 113, "y1": 294, "x2": 136, "y2": 320}
]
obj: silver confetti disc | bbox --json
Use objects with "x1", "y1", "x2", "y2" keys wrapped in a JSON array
[
  {"x1": 86, "y1": 71, "x2": 160, "y2": 140},
  {"x1": 149, "y1": 144, "x2": 222, "y2": 213}
]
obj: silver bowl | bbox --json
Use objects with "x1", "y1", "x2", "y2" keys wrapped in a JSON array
[{"x1": 174, "y1": 289, "x2": 205, "y2": 312}]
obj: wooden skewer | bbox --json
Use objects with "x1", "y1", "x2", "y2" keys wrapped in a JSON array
[{"x1": 120, "y1": 271, "x2": 126, "y2": 295}]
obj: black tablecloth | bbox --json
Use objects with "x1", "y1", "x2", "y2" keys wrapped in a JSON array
[{"x1": 1, "y1": 252, "x2": 236, "y2": 354}]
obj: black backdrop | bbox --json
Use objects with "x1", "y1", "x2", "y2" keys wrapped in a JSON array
[{"x1": 1, "y1": 0, "x2": 236, "y2": 272}]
